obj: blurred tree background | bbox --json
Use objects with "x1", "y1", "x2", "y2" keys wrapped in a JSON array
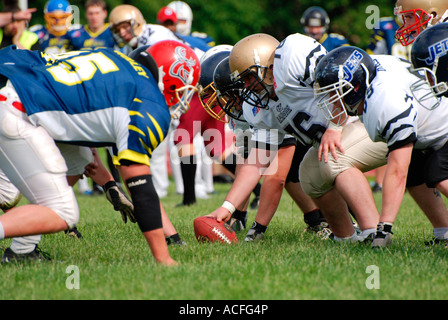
[{"x1": 9, "y1": 0, "x2": 396, "y2": 50}]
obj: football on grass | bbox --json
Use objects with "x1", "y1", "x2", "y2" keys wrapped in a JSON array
[{"x1": 194, "y1": 216, "x2": 238, "y2": 244}]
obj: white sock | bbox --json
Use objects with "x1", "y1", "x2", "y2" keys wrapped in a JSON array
[
  {"x1": 334, "y1": 231, "x2": 359, "y2": 242},
  {"x1": 0, "y1": 221, "x2": 4, "y2": 240},
  {"x1": 433, "y1": 227, "x2": 448, "y2": 240}
]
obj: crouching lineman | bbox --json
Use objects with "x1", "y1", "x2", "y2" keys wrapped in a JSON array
[
  {"x1": 313, "y1": 44, "x2": 448, "y2": 247},
  {"x1": 199, "y1": 50, "x2": 327, "y2": 241},
  {"x1": 0, "y1": 40, "x2": 200, "y2": 265},
  {"x1": 208, "y1": 33, "x2": 385, "y2": 242}
]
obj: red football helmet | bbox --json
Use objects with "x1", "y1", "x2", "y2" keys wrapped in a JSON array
[{"x1": 147, "y1": 40, "x2": 200, "y2": 115}]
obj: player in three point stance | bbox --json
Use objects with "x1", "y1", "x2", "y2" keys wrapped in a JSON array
[
  {"x1": 313, "y1": 44, "x2": 448, "y2": 247},
  {"x1": 208, "y1": 33, "x2": 386, "y2": 243},
  {"x1": 0, "y1": 40, "x2": 200, "y2": 265}
]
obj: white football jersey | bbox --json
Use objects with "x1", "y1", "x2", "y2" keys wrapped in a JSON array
[
  {"x1": 362, "y1": 55, "x2": 448, "y2": 151},
  {"x1": 228, "y1": 99, "x2": 292, "y2": 146},
  {"x1": 272, "y1": 33, "x2": 330, "y2": 146},
  {"x1": 121, "y1": 24, "x2": 183, "y2": 55},
  {"x1": 138, "y1": 24, "x2": 180, "y2": 46}
]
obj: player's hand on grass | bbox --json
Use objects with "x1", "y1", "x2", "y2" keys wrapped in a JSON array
[{"x1": 103, "y1": 181, "x2": 136, "y2": 223}]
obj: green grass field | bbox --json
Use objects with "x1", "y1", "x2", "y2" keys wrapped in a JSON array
[{"x1": 1, "y1": 177, "x2": 447, "y2": 302}]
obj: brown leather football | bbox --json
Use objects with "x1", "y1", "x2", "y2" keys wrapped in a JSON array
[{"x1": 193, "y1": 216, "x2": 238, "y2": 244}]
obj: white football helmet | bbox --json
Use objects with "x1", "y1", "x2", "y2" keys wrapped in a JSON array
[
  {"x1": 199, "y1": 44, "x2": 233, "y2": 64},
  {"x1": 167, "y1": 1, "x2": 193, "y2": 35}
]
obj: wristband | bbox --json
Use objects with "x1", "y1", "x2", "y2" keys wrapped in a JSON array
[
  {"x1": 221, "y1": 201, "x2": 236, "y2": 214},
  {"x1": 328, "y1": 121, "x2": 343, "y2": 132}
]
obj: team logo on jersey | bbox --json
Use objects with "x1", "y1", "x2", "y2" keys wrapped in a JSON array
[
  {"x1": 342, "y1": 50, "x2": 363, "y2": 82},
  {"x1": 425, "y1": 37, "x2": 448, "y2": 65},
  {"x1": 169, "y1": 46, "x2": 197, "y2": 85},
  {"x1": 252, "y1": 106, "x2": 260, "y2": 116}
]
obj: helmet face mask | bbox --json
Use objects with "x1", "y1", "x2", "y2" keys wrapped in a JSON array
[
  {"x1": 314, "y1": 77, "x2": 356, "y2": 125},
  {"x1": 214, "y1": 57, "x2": 245, "y2": 122},
  {"x1": 230, "y1": 65, "x2": 272, "y2": 108},
  {"x1": 229, "y1": 33, "x2": 279, "y2": 109},
  {"x1": 394, "y1": 7, "x2": 431, "y2": 46},
  {"x1": 314, "y1": 47, "x2": 376, "y2": 125},
  {"x1": 198, "y1": 49, "x2": 232, "y2": 122},
  {"x1": 394, "y1": 0, "x2": 448, "y2": 46},
  {"x1": 408, "y1": 69, "x2": 443, "y2": 110}
]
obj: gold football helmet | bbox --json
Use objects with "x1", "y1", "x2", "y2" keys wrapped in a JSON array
[
  {"x1": 109, "y1": 5, "x2": 146, "y2": 46},
  {"x1": 228, "y1": 33, "x2": 279, "y2": 108},
  {"x1": 394, "y1": 0, "x2": 448, "y2": 46}
]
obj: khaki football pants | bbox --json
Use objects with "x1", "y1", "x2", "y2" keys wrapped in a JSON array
[{"x1": 300, "y1": 120, "x2": 388, "y2": 198}]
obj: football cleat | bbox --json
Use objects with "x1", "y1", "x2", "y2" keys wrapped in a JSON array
[
  {"x1": 165, "y1": 234, "x2": 187, "y2": 246},
  {"x1": 360, "y1": 232, "x2": 376, "y2": 244},
  {"x1": 244, "y1": 223, "x2": 266, "y2": 242},
  {"x1": 65, "y1": 226, "x2": 83, "y2": 239},
  {"x1": 424, "y1": 238, "x2": 448, "y2": 247},
  {"x1": 371, "y1": 223, "x2": 393, "y2": 248},
  {"x1": 228, "y1": 210, "x2": 248, "y2": 232},
  {"x1": 304, "y1": 210, "x2": 330, "y2": 234},
  {"x1": 1, "y1": 246, "x2": 51, "y2": 263}
]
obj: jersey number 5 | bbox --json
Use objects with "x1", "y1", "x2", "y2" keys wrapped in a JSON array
[{"x1": 46, "y1": 52, "x2": 119, "y2": 86}]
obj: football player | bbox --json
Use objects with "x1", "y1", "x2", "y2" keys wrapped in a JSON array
[
  {"x1": 109, "y1": 4, "x2": 183, "y2": 55},
  {"x1": 167, "y1": 1, "x2": 215, "y2": 47},
  {"x1": 314, "y1": 45, "x2": 448, "y2": 247},
  {"x1": 157, "y1": 6, "x2": 178, "y2": 33},
  {"x1": 410, "y1": 23, "x2": 448, "y2": 102},
  {"x1": 394, "y1": 0, "x2": 448, "y2": 46},
  {"x1": 300, "y1": 6, "x2": 349, "y2": 52},
  {"x1": 201, "y1": 51, "x2": 328, "y2": 241},
  {"x1": 109, "y1": 4, "x2": 207, "y2": 206},
  {"x1": 207, "y1": 33, "x2": 388, "y2": 242},
  {"x1": 0, "y1": 40, "x2": 200, "y2": 265},
  {"x1": 70, "y1": 0, "x2": 115, "y2": 50},
  {"x1": 173, "y1": 45, "x2": 243, "y2": 206},
  {"x1": 29, "y1": 0, "x2": 75, "y2": 54}
]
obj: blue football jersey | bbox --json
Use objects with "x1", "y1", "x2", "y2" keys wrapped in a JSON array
[
  {"x1": 0, "y1": 46, "x2": 170, "y2": 166},
  {"x1": 176, "y1": 33, "x2": 210, "y2": 52},
  {"x1": 30, "y1": 24, "x2": 74, "y2": 54},
  {"x1": 319, "y1": 33, "x2": 349, "y2": 52},
  {"x1": 70, "y1": 24, "x2": 115, "y2": 50},
  {"x1": 366, "y1": 17, "x2": 400, "y2": 55}
]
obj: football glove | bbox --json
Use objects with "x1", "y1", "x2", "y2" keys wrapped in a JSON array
[{"x1": 103, "y1": 181, "x2": 136, "y2": 224}]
